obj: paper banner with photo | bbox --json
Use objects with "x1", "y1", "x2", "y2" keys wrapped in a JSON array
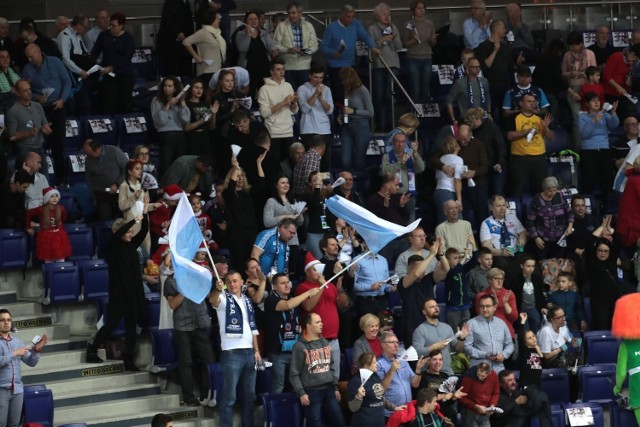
[
  {"x1": 366, "y1": 139, "x2": 385, "y2": 156},
  {"x1": 69, "y1": 154, "x2": 86, "y2": 173},
  {"x1": 613, "y1": 31, "x2": 633, "y2": 48},
  {"x1": 437, "y1": 65, "x2": 455, "y2": 85},
  {"x1": 65, "y1": 120, "x2": 79, "y2": 137},
  {"x1": 124, "y1": 117, "x2": 147, "y2": 134},
  {"x1": 582, "y1": 32, "x2": 596, "y2": 47},
  {"x1": 419, "y1": 103, "x2": 441, "y2": 118}
]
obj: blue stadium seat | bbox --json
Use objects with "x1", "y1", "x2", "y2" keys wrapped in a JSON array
[
  {"x1": 131, "y1": 47, "x2": 157, "y2": 81},
  {"x1": 76, "y1": 259, "x2": 109, "y2": 301},
  {"x1": 24, "y1": 384, "x2": 47, "y2": 392},
  {"x1": 578, "y1": 364, "x2": 617, "y2": 404},
  {"x1": 114, "y1": 113, "x2": 150, "y2": 150},
  {"x1": 81, "y1": 115, "x2": 116, "y2": 146},
  {"x1": 42, "y1": 262, "x2": 80, "y2": 304},
  {"x1": 611, "y1": 401, "x2": 639, "y2": 427},
  {"x1": 143, "y1": 295, "x2": 160, "y2": 332},
  {"x1": 149, "y1": 329, "x2": 179, "y2": 373},
  {"x1": 0, "y1": 229, "x2": 29, "y2": 270},
  {"x1": 506, "y1": 197, "x2": 523, "y2": 220},
  {"x1": 262, "y1": 392, "x2": 303, "y2": 427},
  {"x1": 65, "y1": 152, "x2": 87, "y2": 186},
  {"x1": 583, "y1": 330, "x2": 619, "y2": 365},
  {"x1": 58, "y1": 188, "x2": 79, "y2": 222},
  {"x1": 22, "y1": 387, "x2": 54, "y2": 427},
  {"x1": 541, "y1": 368, "x2": 570, "y2": 405},
  {"x1": 531, "y1": 404, "x2": 565, "y2": 427},
  {"x1": 256, "y1": 367, "x2": 272, "y2": 396},
  {"x1": 564, "y1": 402, "x2": 605, "y2": 427},
  {"x1": 207, "y1": 363, "x2": 223, "y2": 406},
  {"x1": 65, "y1": 224, "x2": 94, "y2": 261},
  {"x1": 388, "y1": 290, "x2": 402, "y2": 313},
  {"x1": 95, "y1": 297, "x2": 125, "y2": 337},
  {"x1": 546, "y1": 127, "x2": 570, "y2": 153}
]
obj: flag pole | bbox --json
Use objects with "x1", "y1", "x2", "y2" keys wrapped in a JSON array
[
  {"x1": 202, "y1": 238, "x2": 221, "y2": 282},
  {"x1": 321, "y1": 250, "x2": 371, "y2": 288}
]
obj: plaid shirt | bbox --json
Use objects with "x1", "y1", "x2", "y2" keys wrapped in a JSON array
[
  {"x1": 291, "y1": 22, "x2": 303, "y2": 49},
  {"x1": 526, "y1": 193, "x2": 574, "y2": 242},
  {"x1": 292, "y1": 149, "x2": 321, "y2": 195}
]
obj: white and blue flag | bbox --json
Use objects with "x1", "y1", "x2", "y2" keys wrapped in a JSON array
[{"x1": 168, "y1": 193, "x2": 212, "y2": 304}]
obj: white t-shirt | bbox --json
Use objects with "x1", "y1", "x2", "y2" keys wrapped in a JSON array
[
  {"x1": 208, "y1": 66, "x2": 250, "y2": 91},
  {"x1": 215, "y1": 292, "x2": 256, "y2": 351},
  {"x1": 479, "y1": 213, "x2": 525, "y2": 249},
  {"x1": 435, "y1": 154, "x2": 464, "y2": 192},
  {"x1": 537, "y1": 324, "x2": 571, "y2": 353},
  {"x1": 613, "y1": 142, "x2": 640, "y2": 192}
]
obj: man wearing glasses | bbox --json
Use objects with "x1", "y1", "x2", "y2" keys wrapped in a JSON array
[
  {"x1": 465, "y1": 294, "x2": 514, "y2": 373},
  {"x1": 446, "y1": 57, "x2": 491, "y2": 124},
  {"x1": 264, "y1": 272, "x2": 321, "y2": 393},
  {"x1": 0, "y1": 309, "x2": 48, "y2": 426}
]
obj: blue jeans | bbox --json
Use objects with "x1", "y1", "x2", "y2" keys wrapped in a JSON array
[
  {"x1": 0, "y1": 388, "x2": 23, "y2": 427},
  {"x1": 524, "y1": 307, "x2": 542, "y2": 334},
  {"x1": 285, "y1": 70, "x2": 309, "y2": 91},
  {"x1": 270, "y1": 352, "x2": 292, "y2": 394},
  {"x1": 405, "y1": 57, "x2": 433, "y2": 102},
  {"x1": 220, "y1": 348, "x2": 257, "y2": 427},
  {"x1": 372, "y1": 67, "x2": 398, "y2": 131},
  {"x1": 304, "y1": 386, "x2": 345, "y2": 427},
  {"x1": 340, "y1": 119, "x2": 370, "y2": 172}
]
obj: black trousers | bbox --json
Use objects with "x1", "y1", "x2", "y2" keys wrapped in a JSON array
[
  {"x1": 580, "y1": 148, "x2": 613, "y2": 197},
  {"x1": 43, "y1": 104, "x2": 66, "y2": 183},
  {"x1": 174, "y1": 328, "x2": 216, "y2": 400},
  {"x1": 158, "y1": 131, "x2": 187, "y2": 176},
  {"x1": 509, "y1": 154, "x2": 547, "y2": 196},
  {"x1": 92, "y1": 315, "x2": 138, "y2": 361},
  {"x1": 99, "y1": 73, "x2": 134, "y2": 115}
]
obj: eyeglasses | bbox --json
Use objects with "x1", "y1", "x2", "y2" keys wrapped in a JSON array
[
  {"x1": 384, "y1": 341, "x2": 399, "y2": 345},
  {"x1": 479, "y1": 304, "x2": 494, "y2": 309},
  {"x1": 597, "y1": 248, "x2": 610, "y2": 253}
]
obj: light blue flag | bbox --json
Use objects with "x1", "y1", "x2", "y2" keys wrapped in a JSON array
[
  {"x1": 325, "y1": 195, "x2": 421, "y2": 254},
  {"x1": 168, "y1": 193, "x2": 212, "y2": 304}
]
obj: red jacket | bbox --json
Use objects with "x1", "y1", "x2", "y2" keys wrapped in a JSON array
[
  {"x1": 603, "y1": 52, "x2": 630, "y2": 97},
  {"x1": 458, "y1": 367, "x2": 500, "y2": 414},
  {"x1": 616, "y1": 169, "x2": 640, "y2": 247}
]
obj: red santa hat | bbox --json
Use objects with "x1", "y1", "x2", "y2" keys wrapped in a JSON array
[
  {"x1": 304, "y1": 252, "x2": 320, "y2": 272},
  {"x1": 197, "y1": 242, "x2": 208, "y2": 253},
  {"x1": 42, "y1": 187, "x2": 60, "y2": 204},
  {"x1": 163, "y1": 184, "x2": 183, "y2": 201}
]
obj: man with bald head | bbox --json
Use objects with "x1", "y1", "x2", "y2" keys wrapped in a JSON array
[
  {"x1": 21, "y1": 43, "x2": 72, "y2": 182},
  {"x1": 11, "y1": 151, "x2": 49, "y2": 210}
]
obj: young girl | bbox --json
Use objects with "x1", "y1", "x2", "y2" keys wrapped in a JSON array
[
  {"x1": 193, "y1": 243, "x2": 211, "y2": 270},
  {"x1": 26, "y1": 187, "x2": 72, "y2": 262},
  {"x1": 190, "y1": 192, "x2": 218, "y2": 252},
  {"x1": 119, "y1": 159, "x2": 158, "y2": 255},
  {"x1": 185, "y1": 78, "x2": 219, "y2": 158},
  {"x1": 517, "y1": 313, "x2": 544, "y2": 388}
]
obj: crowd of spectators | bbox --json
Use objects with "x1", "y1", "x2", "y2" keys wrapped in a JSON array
[{"x1": 0, "y1": 0, "x2": 639, "y2": 426}]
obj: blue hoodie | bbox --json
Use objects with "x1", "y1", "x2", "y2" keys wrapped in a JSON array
[{"x1": 578, "y1": 111, "x2": 619, "y2": 150}]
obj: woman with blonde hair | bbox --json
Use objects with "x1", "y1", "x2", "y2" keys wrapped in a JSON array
[
  {"x1": 339, "y1": 66, "x2": 374, "y2": 171},
  {"x1": 434, "y1": 135, "x2": 464, "y2": 223},
  {"x1": 222, "y1": 153, "x2": 266, "y2": 270},
  {"x1": 353, "y1": 313, "x2": 383, "y2": 362}
]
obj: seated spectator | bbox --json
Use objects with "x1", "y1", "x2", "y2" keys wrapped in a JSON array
[
  {"x1": 207, "y1": 66, "x2": 251, "y2": 96},
  {"x1": 83, "y1": 138, "x2": 128, "y2": 220},
  {"x1": 505, "y1": 254, "x2": 546, "y2": 333},
  {"x1": 0, "y1": 47, "x2": 18, "y2": 112},
  {"x1": 465, "y1": 294, "x2": 514, "y2": 372},
  {"x1": 0, "y1": 168, "x2": 33, "y2": 227},
  {"x1": 491, "y1": 369, "x2": 552, "y2": 427},
  {"x1": 386, "y1": 388, "x2": 449, "y2": 427},
  {"x1": 149, "y1": 184, "x2": 182, "y2": 252},
  {"x1": 413, "y1": 298, "x2": 469, "y2": 376},
  {"x1": 353, "y1": 313, "x2": 383, "y2": 362},
  {"x1": 377, "y1": 331, "x2": 423, "y2": 418},
  {"x1": 537, "y1": 303, "x2": 579, "y2": 368},
  {"x1": 549, "y1": 271, "x2": 587, "y2": 332},
  {"x1": 479, "y1": 194, "x2": 526, "y2": 271},
  {"x1": 280, "y1": 142, "x2": 305, "y2": 181},
  {"x1": 435, "y1": 199, "x2": 475, "y2": 253},
  {"x1": 332, "y1": 170, "x2": 365, "y2": 207},
  {"x1": 467, "y1": 246, "x2": 493, "y2": 302},
  {"x1": 458, "y1": 362, "x2": 500, "y2": 425},
  {"x1": 349, "y1": 352, "x2": 397, "y2": 427},
  {"x1": 395, "y1": 227, "x2": 438, "y2": 279}
]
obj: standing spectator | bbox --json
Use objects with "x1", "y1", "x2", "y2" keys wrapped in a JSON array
[
  {"x1": 257, "y1": 57, "x2": 298, "y2": 160},
  {"x1": 504, "y1": 2, "x2": 534, "y2": 61},
  {"x1": 501, "y1": 67, "x2": 550, "y2": 119},
  {"x1": 84, "y1": 9, "x2": 110, "y2": 52},
  {"x1": 532, "y1": 39, "x2": 566, "y2": 125},
  {"x1": 194, "y1": 0, "x2": 236, "y2": 42},
  {"x1": 549, "y1": 272, "x2": 586, "y2": 332},
  {"x1": 151, "y1": 76, "x2": 190, "y2": 175},
  {"x1": 475, "y1": 268, "x2": 519, "y2": 338},
  {"x1": 468, "y1": 247, "x2": 493, "y2": 301},
  {"x1": 12, "y1": 151, "x2": 48, "y2": 210},
  {"x1": 86, "y1": 214, "x2": 149, "y2": 370},
  {"x1": 16, "y1": 25, "x2": 61, "y2": 69},
  {"x1": 25, "y1": 186, "x2": 73, "y2": 263},
  {"x1": 182, "y1": 10, "x2": 226, "y2": 83},
  {"x1": 505, "y1": 254, "x2": 546, "y2": 333},
  {"x1": 402, "y1": 0, "x2": 436, "y2": 103},
  {"x1": 456, "y1": 124, "x2": 489, "y2": 230},
  {"x1": 367, "y1": 173, "x2": 411, "y2": 227},
  {"x1": 348, "y1": 352, "x2": 390, "y2": 427},
  {"x1": 56, "y1": 15, "x2": 93, "y2": 115},
  {"x1": 320, "y1": 5, "x2": 380, "y2": 103},
  {"x1": 463, "y1": 0, "x2": 491, "y2": 49},
  {"x1": 91, "y1": 12, "x2": 135, "y2": 115},
  {"x1": 157, "y1": 0, "x2": 194, "y2": 76},
  {"x1": 302, "y1": 171, "x2": 333, "y2": 260},
  {"x1": 353, "y1": 314, "x2": 383, "y2": 362},
  {"x1": 251, "y1": 218, "x2": 298, "y2": 275},
  {"x1": 435, "y1": 199, "x2": 474, "y2": 253},
  {"x1": 579, "y1": 92, "x2": 619, "y2": 197},
  {"x1": 352, "y1": 250, "x2": 393, "y2": 318},
  {"x1": 377, "y1": 331, "x2": 423, "y2": 417},
  {"x1": 446, "y1": 57, "x2": 491, "y2": 122},
  {"x1": 163, "y1": 262, "x2": 216, "y2": 406},
  {"x1": 6, "y1": 80, "x2": 52, "y2": 166},
  {"x1": 280, "y1": 142, "x2": 305, "y2": 181},
  {"x1": 474, "y1": 20, "x2": 521, "y2": 119},
  {"x1": 413, "y1": 298, "x2": 469, "y2": 376},
  {"x1": 209, "y1": 271, "x2": 260, "y2": 427},
  {"x1": 159, "y1": 155, "x2": 214, "y2": 196},
  {"x1": 0, "y1": 47, "x2": 19, "y2": 113},
  {"x1": 235, "y1": 10, "x2": 277, "y2": 97},
  {"x1": 395, "y1": 227, "x2": 438, "y2": 279},
  {"x1": 432, "y1": 136, "x2": 464, "y2": 224},
  {"x1": 458, "y1": 362, "x2": 501, "y2": 426},
  {"x1": 465, "y1": 108, "x2": 506, "y2": 196},
  {"x1": 265, "y1": 273, "x2": 320, "y2": 393},
  {"x1": 589, "y1": 25, "x2": 615, "y2": 67},
  {"x1": 118, "y1": 160, "x2": 155, "y2": 254},
  {"x1": 184, "y1": 79, "x2": 217, "y2": 158},
  {"x1": 21, "y1": 44, "x2": 71, "y2": 183},
  {"x1": 368, "y1": 2, "x2": 402, "y2": 132},
  {"x1": 0, "y1": 18, "x2": 13, "y2": 59},
  {"x1": 292, "y1": 136, "x2": 324, "y2": 197},
  {"x1": 526, "y1": 176, "x2": 574, "y2": 260},
  {"x1": 0, "y1": 169, "x2": 33, "y2": 228},
  {"x1": 273, "y1": 2, "x2": 319, "y2": 90},
  {"x1": 333, "y1": 170, "x2": 366, "y2": 206},
  {"x1": 465, "y1": 294, "x2": 514, "y2": 372},
  {"x1": 603, "y1": 44, "x2": 640, "y2": 120},
  {"x1": 505, "y1": 94, "x2": 554, "y2": 196},
  {"x1": 591, "y1": 216, "x2": 624, "y2": 329},
  {"x1": 339, "y1": 66, "x2": 374, "y2": 172},
  {"x1": 83, "y1": 139, "x2": 128, "y2": 220},
  {"x1": 381, "y1": 133, "x2": 425, "y2": 222},
  {"x1": 562, "y1": 31, "x2": 596, "y2": 149},
  {"x1": 289, "y1": 313, "x2": 345, "y2": 427},
  {"x1": 297, "y1": 64, "x2": 334, "y2": 171},
  {"x1": 0, "y1": 309, "x2": 48, "y2": 427},
  {"x1": 479, "y1": 194, "x2": 526, "y2": 271}
]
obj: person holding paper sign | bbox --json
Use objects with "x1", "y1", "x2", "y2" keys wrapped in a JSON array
[
  {"x1": 0, "y1": 309, "x2": 48, "y2": 427},
  {"x1": 182, "y1": 10, "x2": 226, "y2": 82}
]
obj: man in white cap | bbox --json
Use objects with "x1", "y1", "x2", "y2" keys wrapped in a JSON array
[{"x1": 294, "y1": 252, "x2": 349, "y2": 380}]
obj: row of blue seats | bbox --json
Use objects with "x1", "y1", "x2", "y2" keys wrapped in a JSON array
[{"x1": 22, "y1": 384, "x2": 87, "y2": 427}]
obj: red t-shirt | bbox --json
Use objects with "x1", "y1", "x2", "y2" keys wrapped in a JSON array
[
  {"x1": 368, "y1": 337, "x2": 383, "y2": 358},
  {"x1": 579, "y1": 82, "x2": 605, "y2": 111},
  {"x1": 295, "y1": 280, "x2": 340, "y2": 340}
]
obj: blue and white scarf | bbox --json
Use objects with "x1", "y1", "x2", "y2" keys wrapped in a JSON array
[
  {"x1": 224, "y1": 291, "x2": 257, "y2": 338},
  {"x1": 466, "y1": 76, "x2": 488, "y2": 111}
]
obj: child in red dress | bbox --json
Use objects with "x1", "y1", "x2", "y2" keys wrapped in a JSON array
[{"x1": 26, "y1": 187, "x2": 72, "y2": 262}]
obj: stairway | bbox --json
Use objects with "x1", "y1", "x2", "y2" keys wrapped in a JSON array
[{"x1": 1, "y1": 289, "x2": 215, "y2": 426}]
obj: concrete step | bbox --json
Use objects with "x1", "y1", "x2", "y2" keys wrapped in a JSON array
[
  {"x1": 132, "y1": 418, "x2": 215, "y2": 427},
  {"x1": 40, "y1": 336, "x2": 88, "y2": 353},
  {"x1": 53, "y1": 381, "x2": 161, "y2": 408},
  {"x1": 35, "y1": 349, "x2": 88, "y2": 367},
  {"x1": 0, "y1": 291, "x2": 18, "y2": 304},
  {"x1": 53, "y1": 395, "x2": 202, "y2": 426},
  {"x1": 46, "y1": 371, "x2": 154, "y2": 395},
  {"x1": 23, "y1": 359, "x2": 124, "y2": 384},
  {"x1": 12, "y1": 323, "x2": 70, "y2": 341},
  {"x1": 0, "y1": 301, "x2": 42, "y2": 316}
]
